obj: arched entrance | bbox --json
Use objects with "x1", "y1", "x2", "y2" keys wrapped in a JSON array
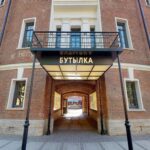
[
  {"x1": 54, "y1": 83, "x2": 97, "y2": 132},
  {"x1": 48, "y1": 80, "x2": 106, "y2": 133}
]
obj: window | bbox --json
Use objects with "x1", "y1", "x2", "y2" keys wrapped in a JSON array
[
  {"x1": 146, "y1": 0, "x2": 150, "y2": 5},
  {"x1": 0, "y1": 0, "x2": 4, "y2": 6},
  {"x1": 115, "y1": 18, "x2": 133, "y2": 49},
  {"x1": 12, "y1": 81, "x2": 25, "y2": 108},
  {"x1": 117, "y1": 22, "x2": 129, "y2": 48},
  {"x1": 56, "y1": 28, "x2": 61, "y2": 48},
  {"x1": 125, "y1": 79, "x2": 144, "y2": 110},
  {"x1": 18, "y1": 18, "x2": 36, "y2": 49},
  {"x1": 22, "y1": 22, "x2": 34, "y2": 48},
  {"x1": 90, "y1": 27, "x2": 95, "y2": 48},
  {"x1": 7, "y1": 79, "x2": 27, "y2": 109},
  {"x1": 126, "y1": 81, "x2": 138, "y2": 109},
  {"x1": 71, "y1": 28, "x2": 81, "y2": 48}
]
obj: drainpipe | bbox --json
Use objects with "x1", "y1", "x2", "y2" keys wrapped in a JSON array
[
  {"x1": 0, "y1": 0, "x2": 12, "y2": 46},
  {"x1": 137, "y1": 0, "x2": 150, "y2": 49}
]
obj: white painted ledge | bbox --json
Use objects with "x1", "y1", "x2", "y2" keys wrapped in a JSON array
[{"x1": 0, "y1": 63, "x2": 150, "y2": 72}]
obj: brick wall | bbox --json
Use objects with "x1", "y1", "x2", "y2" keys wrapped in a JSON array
[
  {"x1": 100, "y1": 0, "x2": 150, "y2": 64},
  {"x1": 105, "y1": 68, "x2": 150, "y2": 120},
  {"x1": 0, "y1": 68, "x2": 47, "y2": 120},
  {"x1": 0, "y1": 0, "x2": 51, "y2": 65}
]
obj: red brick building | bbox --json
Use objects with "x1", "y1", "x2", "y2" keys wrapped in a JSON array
[{"x1": 0, "y1": 0, "x2": 150, "y2": 137}]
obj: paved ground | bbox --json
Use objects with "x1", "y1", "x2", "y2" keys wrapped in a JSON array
[
  {"x1": 0, "y1": 110, "x2": 150, "y2": 150},
  {"x1": 54, "y1": 112, "x2": 97, "y2": 131},
  {"x1": 0, "y1": 131, "x2": 150, "y2": 150}
]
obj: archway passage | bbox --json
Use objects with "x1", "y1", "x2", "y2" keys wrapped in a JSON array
[
  {"x1": 51, "y1": 80, "x2": 103, "y2": 133},
  {"x1": 54, "y1": 94, "x2": 97, "y2": 131}
]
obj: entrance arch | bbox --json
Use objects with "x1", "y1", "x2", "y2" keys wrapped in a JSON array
[
  {"x1": 50, "y1": 80, "x2": 103, "y2": 133},
  {"x1": 63, "y1": 92, "x2": 89, "y2": 115}
]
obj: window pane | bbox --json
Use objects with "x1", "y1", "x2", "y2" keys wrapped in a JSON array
[
  {"x1": 22, "y1": 22, "x2": 34, "y2": 47},
  {"x1": 71, "y1": 28, "x2": 81, "y2": 48},
  {"x1": 146, "y1": 0, "x2": 150, "y2": 5},
  {"x1": 117, "y1": 22, "x2": 129, "y2": 48},
  {"x1": 12, "y1": 81, "x2": 26, "y2": 108},
  {"x1": 90, "y1": 28, "x2": 95, "y2": 48},
  {"x1": 126, "y1": 81, "x2": 139, "y2": 109},
  {"x1": 56, "y1": 28, "x2": 61, "y2": 48},
  {"x1": 0, "y1": 0, "x2": 4, "y2": 5}
]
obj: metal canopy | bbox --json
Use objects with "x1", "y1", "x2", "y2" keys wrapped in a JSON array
[
  {"x1": 31, "y1": 31, "x2": 123, "y2": 80},
  {"x1": 22, "y1": 31, "x2": 134, "y2": 150}
]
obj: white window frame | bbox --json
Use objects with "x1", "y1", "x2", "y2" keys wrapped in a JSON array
[
  {"x1": 0, "y1": 0, "x2": 5, "y2": 7},
  {"x1": 7, "y1": 78, "x2": 28, "y2": 110},
  {"x1": 124, "y1": 78, "x2": 145, "y2": 111},
  {"x1": 115, "y1": 17, "x2": 134, "y2": 50},
  {"x1": 17, "y1": 17, "x2": 36, "y2": 49},
  {"x1": 146, "y1": 0, "x2": 150, "y2": 6}
]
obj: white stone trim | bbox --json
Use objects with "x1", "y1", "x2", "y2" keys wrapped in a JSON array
[
  {"x1": 115, "y1": 17, "x2": 134, "y2": 49},
  {"x1": 0, "y1": 63, "x2": 41, "y2": 70},
  {"x1": 97, "y1": 0, "x2": 102, "y2": 31},
  {"x1": 145, "y1": 0, "x2": 150, "y2": 6},
  {"x1": 112, "y1": 63, "x2": 150, "y2": 71},
  {"x1": 0, "y1": 63, "x2": 150, "y2": 72},
  {"x1": 17, "y1": 17, "x2": 36, "y2": 49},
  {"x1": 52, "y1": 0, "x2": 100, "y2": 31},
  {"x1": 7, "y1": 78, "x2": 28, "y2": 110},
  {"x1": 128, "y1": 67, "x2": 134, "y2": 80},
  {"x1": 108, "y1": 119, "x2": 150, "y2": 135},
  {"x1": 17, "y1": 67, "x2": 24, "y2": 79},
  {"x1": 49, "y1": 0, "x2": 54, "y2": 31},
  {"x1": 0, "y1": 0, "x2": 5, "y2": 7},
  {"x1": 0, "y1": 119, "x2": 47, "y2": 136},
  {"x1": 53, "y1": 0, "x2": 98, "y2": 6},
  {"x1": 124, "y1": 78, "x2": 145, "y2": 111}
]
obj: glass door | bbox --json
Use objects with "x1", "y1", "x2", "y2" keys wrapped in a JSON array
[{"x1": 71, "y1": 28, "x2": 81, "y2": 48}]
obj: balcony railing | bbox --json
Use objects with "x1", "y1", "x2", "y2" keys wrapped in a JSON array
[{"x1": 31, "y1": 31, "x2": 120, "y2": 51}]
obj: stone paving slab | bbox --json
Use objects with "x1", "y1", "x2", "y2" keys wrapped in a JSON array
[
  {"x1": 0, "y1": 135, "x2": 150, "y2": 150},
  {"x1": 63, "y1": 143, "x2": 81, "y2": 150},
  {"x1": 135, "y1": 140, "x2": 150, "y2": 150},
  {"x1": 42, "y1": 143, "x2": 62, "y2": 150},
  {"x1": 0, "y1": 141, "x2": 21, "y2": 150},
  {"x1": 118, "y1": 141, "x2": 144, "y2": 150},
  {"x1": 83, "y1": 143, "x2": 103, "y2": 150},
  {"x1": 100, "y1": 142, "x2": 123, "y2": 150},
  {"x1": 27, "y1": 142, "x2": 44, "y2": 150},
  {"x1": 0, "y1": 140, "x2": 10, "y2": 148}
]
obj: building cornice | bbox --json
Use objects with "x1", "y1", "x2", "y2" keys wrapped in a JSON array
[
  {"x1": 112, "y1": 63, "x2": 150, "y2": 71},
  {"x1": 0, "y1": 63, "x2": 150, "y2": 72},
  {"x1": 0, "y1": 63, "x2": 41, "y2": 70},
  {"x1": 53, "y1": 0, "x2": 98, "y2": 6}
]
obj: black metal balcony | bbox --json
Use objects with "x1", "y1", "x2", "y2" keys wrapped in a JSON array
[{"x1": 31, "y1": 31, "x2": 121, "y2": 52}]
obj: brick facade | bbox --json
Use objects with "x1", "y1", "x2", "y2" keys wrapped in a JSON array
[{"x1": 0, "y1": 0, "x2": 150, "y2": 136}]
